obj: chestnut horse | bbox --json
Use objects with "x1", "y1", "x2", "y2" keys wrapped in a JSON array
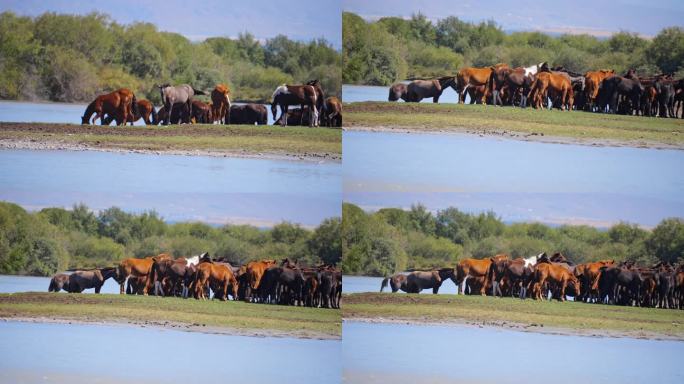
[
  {"x1": 116, "y1": 253, "x2": 171, "y2": 295},
  {"x1": 455, "y1": 255, "x2": 508, "y2": 295},
  {"x1": 307, "y1": 79, "x2": 326, "y2": 126},
  {"x1": 324, "y1": 96, "x2": 342, "y2": 127},
  {"x1": 101, "y1": 99, "x2": 157, "y2": 126},
  {"x1": 528, "y1": 72, "x2": 574, "y2": 110},
  {"x1": 456, "y1": 64, "x2": 507, "y2": 104},
  {"x1": 244, "y1": 259, "x2": 277, "y2": 300},
  {"x1": 82, "y1": 88, "x2": 137, "y2": 126},
  {"x1": 584, "y1": 69, "x2": 615, "y2": 111},
  {"x1": 194, "y1": 262, "x2": 238, "y2": 300},
  {"x1": 271, "y1": 84, "x2": 318, "y2": 127},
  {"x1": 211, "y1": 84, "x2": 231, "y2": 124},
  {"x1": 532, "y1": 262, "x2": 580, "y2": 301}
]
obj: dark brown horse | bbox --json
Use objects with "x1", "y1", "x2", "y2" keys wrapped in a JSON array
[
  {"x1": 306, "y1": 80, "x2": 326, "y2": 126},
  {"x1": 82, "y1": 88, "x2": 137, "y2": 126},
  {"x1": 48, "y1": 273, "x2": 70, "y2": 292},
  {"x1": 101, "y1": 99, "x2": 157, "y2": 126},
  {"x1": 68, "y1": 267, "x2": 119, "y2": 293},
  {"x1": 324, "y1": 96, "x2": 342, "y2": 127},
  {"x1": 388, "y1": 83, "x2": 408, "y2": 101},
  {"x1": 228, "y1": 104, "x2": 268, "y2": 125},
  {"x1": 271, "y1": 84, "x2": 318, "y2": 127}
]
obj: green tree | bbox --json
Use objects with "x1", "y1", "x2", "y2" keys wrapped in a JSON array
[{"x1": 646, "y1": 218, "x2": 684, "y2": 264}]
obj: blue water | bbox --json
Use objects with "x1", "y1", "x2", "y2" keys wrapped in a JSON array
[
  {"x1": 343, "y1": 130, "x2": 684, "y2": 227},
  {"x1": 0, "y1": 100, "x2": 277, "y2": 125},
  {"x1": 0, "y1": 275, "x2": 120, "y2": 294},
  {"x1": 343, "y1": 84, "x2": 463, "y2": 104},
  {"x1": 0, "y1": 149, "x2": 341, "y2": 226},
  {"x1": 343, "y1": 321, "x2": 684, "y2": 384},
  {"x1": 0, "y1": 321, "x2": 340, "y2": 384}
]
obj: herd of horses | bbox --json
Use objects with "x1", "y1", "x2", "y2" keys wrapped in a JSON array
[
  {"x1": 389, "y1": 62, "x2": 684, "y2": 117},
  {"x1": 381, "y1": 252, "x2": 684, "y2": 309},
  {"x1": 48, "y1": 253, "x2": 341, "y2": 309},
  {"x1": 81, "y1": 81, "x2": 342, "y2": 128}
]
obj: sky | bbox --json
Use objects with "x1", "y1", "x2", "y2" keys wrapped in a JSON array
[
  {"x1": 343, "y1": 0, "x2": 684, "y2": 37},
  {"x1": 0, "y1": 0, "x2": 342, "y2": 48}
]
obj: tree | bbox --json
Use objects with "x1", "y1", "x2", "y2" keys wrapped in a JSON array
[
  {"x1": 648, "y1": 27, "x2": 684, "y2": 74},
  {"x1": 308, "y1": 217, "x2": 341, "y2": 265},
  {"x1": 646, "y1": 218, "x2": 684, "y2": 264}
]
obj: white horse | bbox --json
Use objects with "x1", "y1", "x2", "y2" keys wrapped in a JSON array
[
  {"x1": 523, "y1": 252, "x2": 545, "y2": 268},
  {"x1": 523, "y1": 62, "x2": 546, "y2": 77}
]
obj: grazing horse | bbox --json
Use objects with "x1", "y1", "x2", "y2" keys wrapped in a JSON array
[
  {"x1": 388, "y1": 83, "x2": 409, "y2": 101},
  {"x1": 194, "y1": 261, "x2": 239, "y2": 301},
  {"x1": 529, "y1": 72, "x2": 574, "y2": 110},
  {"x1": 271, "y1": 84, "x2": 319, "y2": 127},
  {"x1": 324, "y1": 96, "x2": 342, "y2": 127},
  {"x1": 532, "y1": 263, "x2": 580, "y2": 301},
  {"x1": 82, "y1": 88, "x2": 137, "y2": 126},
  {"x1": 210, "y1": 84, "x2": 231, "y2": 124},
  {"x1": 158, "y1": 84, "x2": 205, "y2": 125},
  {"x1": 584, "y1": 70, "x2": 615, "y2": 111},
  {"x1": 229, "y1": 104, "x2": 268, "y2": 125},
  {"x1": 405, "y1": 76, "x2": 457, "y2": 103},
  {"x1": 48, "y1": 273, "x2": 71, "y2": 292},
  {"x1": 306, "y1": 80, "x2": 326, "y2": 126},
  {"x1": 68, "y1": 267, "x2": 119, "y2": 293},
  {"x1": 116, "y1": 254, "x2": 171, "y2": 295},
  {"x1": 101, "y1": 99, "x2": 157, "y2": 126}
]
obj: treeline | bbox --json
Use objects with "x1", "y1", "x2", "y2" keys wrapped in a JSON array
[
  {"x1": 0, "y1": 202, "x2": 341, "y2": 276},
  {"x1": 343, "y1": 12, "x2": 684, "y2": 85},
  {"x1": 0, "y1": 11, "x2": 341, "y2": 103},
  {"x1": 341, "y1": 203, "x2": 684, "y2": 276}
]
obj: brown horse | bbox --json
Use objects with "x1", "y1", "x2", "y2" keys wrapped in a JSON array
[
  {"x1": 271, "y1": 84, "x2": 318, "y2": 127},
  {"x1": 388, "y1": 83, "x2": 408, "y2": 101},
  {"x1": 191, "y1": 100, "x2": 211, "y2": 124},
  {"x1": 116, "y1": 253, "x2": 171, "y2": 295},
  {"x1": 244, "y1": 259, "x2": 277, "y2": 300},
  {"x1": 211, "y1": 84, "x2": 231, "y2": 124},
  {"x1": 584, "y1": 69, "x2": 615, "y2": 110},
  {"x1": 306, "y1": 79, "x2": 326, "y2": 126},
  {"x1": 455, "y1": 255, "x2": 507, "y2": 295},
  {"x1": 82, "y1": 88, "x2": 137, "y2": 126},
  {"x1": 194, "y1": 262, "x2": 239, "y2": 300},
  {"x1": 578, "y1": 259, "x2": 615, "y2": 302},
  {"x1": 457, "y1": 67, "x2": 495, "y2": 104},
  {"x1": 380, "y1": 274, "x2": 408, "y2": 292},
  {"x1": 324, "y1": 96, "x2": 342, "y2": 127},
  {"x1": 529, "y1": 72, "x2": 574, "y2": 110},
  {"x1": 532, "y1": 262, "x2": 580, "y2": 301},
  {"x1": 102, "y1": 99, "x2": 157, "y2": 126}
]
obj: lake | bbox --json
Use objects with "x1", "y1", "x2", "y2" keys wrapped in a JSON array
[
  {"x1": 343, "y1": 130, "x2": 684, "y2": 227},
  {"x1": 0, "y1": 321, "x2": 340, "y2": 384},
  {"x1": 0, "y1": 274, "x2": 120, "y2": 294},
  {"x1": 0, "y1": 149, "x2": 341, "y2": 227},
  {"x1": 0, "y1": 100, "x2": 277, "y2": 125},
  {"x1": 343, "y1": 321, "x2": 684, "y2": 384},
  {"x1": 343, "y1": 84, "x2": 464, "y2": 104}
]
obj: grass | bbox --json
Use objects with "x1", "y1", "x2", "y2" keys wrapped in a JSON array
[
  {"x1": 345, "y1": 102, "x2": 684, "y2": 148},
  {"x1": 343, "y1": 293, "x2": 684, "y2": 339},
  {"x1": 0, "y1": 122, "x2": 342, "y2": 159},
  {"x1": 0, "y1": 292, "x2": 341, "y2": 339}
]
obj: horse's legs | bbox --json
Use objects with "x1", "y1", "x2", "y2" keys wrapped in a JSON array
[
  {"x1": 282, "y1": 104, "x2": 288, "y2": 127},
  {"x1": 166, "y1": 103, "x2": 173, "y2": 125}
]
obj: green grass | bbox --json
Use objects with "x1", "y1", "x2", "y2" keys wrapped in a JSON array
[
  {"x1": 0, "y1": 293, "x2": 341, "y2": 339},
  {"x1": 345, "y1": 102, "x2": 684, "y2": 148},
  {"x1": 0, "y1": 123, "x2": 341, "y2": 159},
  {"x1": 344, "y1": 293, "x2": 684, "y2": 339}
]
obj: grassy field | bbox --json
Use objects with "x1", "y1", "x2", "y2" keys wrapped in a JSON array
[
  {"x1": 344, "y1": 293, "x2": 684, "y2": 339},
  {"x1": 0, "y1": 293, "x2": 341, "y2": 339},
  {"x1": 345, "y1": 102, "x2": 684, "y2": 148},
  {"x1": 0, "y1": 122, "x2": 341, "y2": 160}
]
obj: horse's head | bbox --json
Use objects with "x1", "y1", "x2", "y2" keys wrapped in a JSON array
[{"x1": 81, "y1": 115, "x2": 90, "y2": 125}]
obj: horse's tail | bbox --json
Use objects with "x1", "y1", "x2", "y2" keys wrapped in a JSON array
[
  {"x1": 192, "y1": 87, "x2": 206, "y2": 96},
  {"x1": 380, "y1": 277, "x2": 389, "y2": 292}
]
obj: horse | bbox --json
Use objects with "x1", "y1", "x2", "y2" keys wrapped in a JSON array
[
  {"x1": 244, "y1": 259, "x2": 278, "y2": 301},
  {"x1": 405, "y1": 76, "x2": 457, "y2": 103},
  {"x1": 116, "y1": 254, "x2": 171, "y2": 295},
  {"x1": 271, "y1": 84, "x2": 319, "y2": 127},
  {"x1": 210, "y1": 84, "x2": 231, "y2": 124},
  {"x1": 380, "y1": 274, "x2": 408, "y2": 293},
  {"x1": 228, "y1": 104, "x2": 268, "y2": 125},
  {"x1": 48, "y1": 273, "x2": 70, "y2": 292},
  {"x1": 531, "y1": 262, "x2": 580, "y2": 301},
  {"x1": 528, "y1": 72, "x2": 574, "y2": 110},
  {"x1": 455, "y1": 256, "x2": 507, "y2": 295},
  {"x1": 191, "y1": 100, "x2": 211, "y2": 123},
  {"x1": 523, "y1": 62, "x2": 545, "y2": 77},
  {"x1": 306, "y1": 79, "x2": 326, "y2": 126},
  {"x1": 489, "y1": 66, "x2": 531, "y2": 107},
  {"x1": 158, "y1": 84, "x2": 205, "y2": 125},
  {"x1": 82, "y1": 88, "x2": 137, "y2": 126},
  {"x1": 101, "y1": 99, "x2": 157, "y2": 126},
  {"x1": 68, "y1": 267, "x2": 118, "y2": 293},
  {"x1": 584, "y1": 70, "x2": 615, "y2": 111},
  {"x1": 194, "y1": 261, "x2": 239, "y2": 301},
  {"x1": 388, "y1": 83, "x2": 408, "y2": 101},
  {"x1": 456, "y1": 66, "x2": 497, "y2": 104},
  {"x1": 323, "y1": 96, "x2": 342, "y2": 127}
]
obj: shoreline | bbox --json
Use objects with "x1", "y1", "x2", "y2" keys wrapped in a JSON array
[
  {"x1": 0, "y1": 138, "x2": 341, "y2": 163},
  {"x1": 1, "y1": 316, "x2": 339, "y2": 340},
  {"x1": 343, "y1": 317, "x2": 684, "y2": 342},
  {"x1": 345, "y1": 125, "x2": 684, "y2": 151}
]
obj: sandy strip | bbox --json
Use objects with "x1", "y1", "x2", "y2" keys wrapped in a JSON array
[
  {"x1": 345, "y1": 125, "x2": 684, "y2": 151},
  {"x1": 0, "y1": 138, "x2": 341, "y2": 163},
  {"x1": 344, "y1": 317, "x2": 684, "y2": 342},
  {"x1": 1, "y1": 316, "x2": 341, "y2": 341}
]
